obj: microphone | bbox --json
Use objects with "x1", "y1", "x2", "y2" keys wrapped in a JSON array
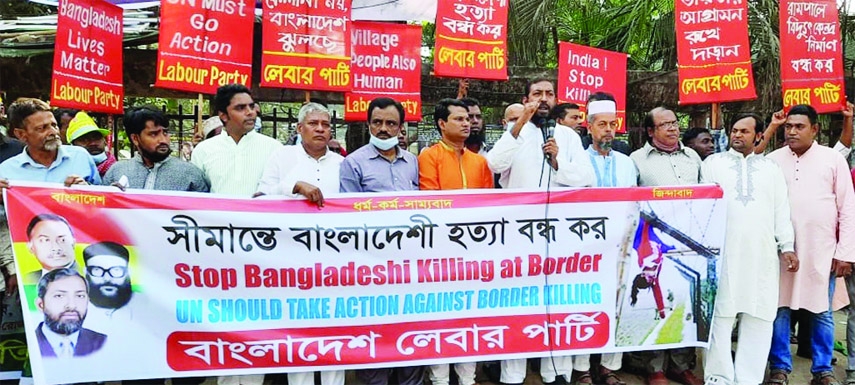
[{"x1": 543, "y1": 119, "x2": 556, "y2": 162}]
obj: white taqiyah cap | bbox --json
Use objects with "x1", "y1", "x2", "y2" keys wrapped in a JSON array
[
  {"x1": 587, "y1": 100, "x2": 617, "y2": 116},
  {"x1": 202, "y1": 116, "x2": 223, "y2": 137}
]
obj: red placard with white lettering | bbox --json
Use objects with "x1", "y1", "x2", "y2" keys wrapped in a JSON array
[
  {"x1": 345, "y1": 22, "x2": 422, "y2": 122},
  {"x1": 261, "y1": 0, "x2": 352, "y2": 91},
  {"x1": 557, "y1": 42, "x2": 627, "y2": 134},
  {"x1": 433, "y1": 0, "x2": 508, "y2": 80},
  {"x1": 780, "y1": 0, "x2": 844, "y2": 113},
  {"x1": 675, "y1": 0, "x2": 756, "y2": 105},
  {"x1": 51, "y1": 0, "x2": 123, "y2": 114},
  {"x1": 155, "y1": 0, "x2": 254, "y2": 94}
]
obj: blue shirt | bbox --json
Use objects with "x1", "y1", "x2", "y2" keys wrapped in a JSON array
[
  {"x1": 340, "y1": 144, "x2": 419, "y2": 193},
  {"x1": 0, "y1": 145, "x2": 100, "y2": 185},
  {"x1": 586, "y1": 145, "x2": 637, "y2": 188}
]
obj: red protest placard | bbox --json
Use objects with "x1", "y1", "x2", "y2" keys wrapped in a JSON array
[
  {"x1": 261, "y1": 0, "x2": 352, "y2": 92},
  {"x1": 51, "y1": 0, "x2": 123, "y2": 114},
  {"x1": 345, "y1": 22, "x2": 422, "y2": 122},
  {"x1": 780, "y1": 0, "x2": 844, "y2": 113},
  {"x1": 155, "y1": 0, "x2": 254, "y2": 94},
  {"x1": 675, "y1": 0, "x2": 756, "y2": 105},
  {"x1": 433, "y1": 0, "x2": 508, "y2": 80},
  {"x1": 557, "y1": 42, "x2": 628, "y2": 133}
]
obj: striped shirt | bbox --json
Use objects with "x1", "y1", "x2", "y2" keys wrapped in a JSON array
[
  {"x1": 191, "y1": 130, "x2": 282, "y2": 196},
  {"x1": 629, "y1": 142, "x2": 703, "y2": 187}
]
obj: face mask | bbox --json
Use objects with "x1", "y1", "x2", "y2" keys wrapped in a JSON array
[
  {"x1": 505, "y1": 122, "x2": 516, "y2": 132},
  {"x1": 254, "y1": 117, "x2": 262, "y2": 132},
  {"x1": 370, "y1": 133, "x2": 399, "y2": 151},
  {"x1": 92, "y1": 151, "x2": 108, "y2": 164}
]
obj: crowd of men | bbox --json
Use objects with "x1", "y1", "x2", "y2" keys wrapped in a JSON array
[{"x1": 1, "y1": 79, "x2": 855, "y2": 385}]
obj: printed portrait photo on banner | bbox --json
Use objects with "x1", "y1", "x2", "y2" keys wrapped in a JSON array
[
  {"x1": 34, "y1": 268, "x2": 107, "y2": 358},
  {"x1": 23, "y1": 214, "x2": 80, "y2": 286}
]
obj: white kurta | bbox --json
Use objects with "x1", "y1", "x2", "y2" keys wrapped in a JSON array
[
  {"x1": 486, "y1": 122, "x2": 594, "y2": 188},
  {"x1": 702, "y1": 149, "x2": 795, "y2": 321}
]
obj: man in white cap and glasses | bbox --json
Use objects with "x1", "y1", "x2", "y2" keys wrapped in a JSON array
[{"x1": 572, "y1": 92, "x2": 635, "y2": 385}]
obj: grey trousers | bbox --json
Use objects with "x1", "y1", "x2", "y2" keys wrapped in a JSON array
[
  {"x1": 845, "y1": 273, "x2": 855, "y2": 371},
  {"x1": 636, "y1": 348, "x2": 696, "y2": 373}
]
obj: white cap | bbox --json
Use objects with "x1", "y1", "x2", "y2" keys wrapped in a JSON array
[
  {"x1": 202, "y1": 116, "x2": 223, "y2": 138},
  {"x1": 587, "y1": 100, "x2": 617, "y2": 116}
]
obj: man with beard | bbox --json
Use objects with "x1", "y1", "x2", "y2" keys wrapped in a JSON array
[
  {"x1": 82, "y1": 242, "x2": 134, "y2": 317},
  {"x1": 35, "y1": 268, "x2": 106, "y2": 358},
  {"x1": 552, "y1": 100, "x2": 632, "y2": 156},
  {"x1": 103, "y1": 106, "x2": 208, "y2": 192},
  {"x1": 487, "y1": 78, "x2": 593, "y2": 190},
  {"x1": 487, "y1": 79, "x2": 593, "y2": 384},
  {"x1": 569, "y1": 93, "x2": 634, "y2": 385},
  {"x1": 66, "y1": 111, "x2": 116, "y2": 177},
  {"x1": 0, "y1": 98, "x2": 99, "y2": 186},
  {"x1": 461, "y1": 97, "x2": 487, "y2": 155},
  {"x1": 681, "y1": 127, "x2": 715, "y2": 160}
]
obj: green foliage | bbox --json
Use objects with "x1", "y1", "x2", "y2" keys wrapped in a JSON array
[{"x1": 0, "y1": 1, "x2": 53, "y2": 19}]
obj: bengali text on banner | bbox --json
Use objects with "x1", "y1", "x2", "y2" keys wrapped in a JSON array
[
  {"x1": 9, "y1": 183, "x2": 725, "y2": 384},
  {"x1": 557, "y1": 42, "x2": 628, "y2": 134},
  {"x1": 780, "y1": 0, "x2": 844, "y2": 113},
  {"x1": 51, "y1": 0, "x2": 124, "y2": 114},
  {"x1": 155, "y1": 0, "x2": 254, "y2": 94},
  {"x1": 345, "y1": 22, "x2": 422, "y2": 122},
  {"x1": 675, "y1": 0, "x2": 756, "y2": 105},
  {"x1": 433, "y1": 0, "x2": 508, "y2": 80},
  {"x1": 261, "y1": 0, "x2": 352, "y2": 92}
]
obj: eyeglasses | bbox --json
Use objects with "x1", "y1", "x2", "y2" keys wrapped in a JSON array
[
  {"x1": 87, "y1": 266, "x2": 127, "y2": 278},
  {"x1": 656, "y1": 120, "x2": 679, "y2": 129}
]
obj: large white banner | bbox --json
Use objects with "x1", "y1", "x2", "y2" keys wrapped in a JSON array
[{"x1": 7, "y1": 183, "x2": 725, "y2": 384}]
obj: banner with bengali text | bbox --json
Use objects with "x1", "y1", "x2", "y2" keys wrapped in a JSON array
[
  {"x1": 155, "y1": 0, "x2": 254, "y2": 94},
  {"x1": 675, "y1": 0, "x2": 756, "y2": 105},
  {"x1": 557, "y1": 42, "x2": 627, "y2": 134},
  {"x1": 261, "y1": 0, "x2": 352, "y2": 91},
  {"x1": 780, "y1": 0, "x2": 844, "y2": 113},
  {"x1": 0, "y1": 293, "x2": 27, "y2": 380},
  {"x1": 8, "y1": 183, "x2": 724, "y2": 385},
  {"x1": 433, "y1": 0, "x2": 508, "y2": 80},
  {"x1": 51, "y1": 0, "x2": 124, "y2": 114},
  {"x1": 345, "y1": 22, "x2": 422, "y2": 122}
]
